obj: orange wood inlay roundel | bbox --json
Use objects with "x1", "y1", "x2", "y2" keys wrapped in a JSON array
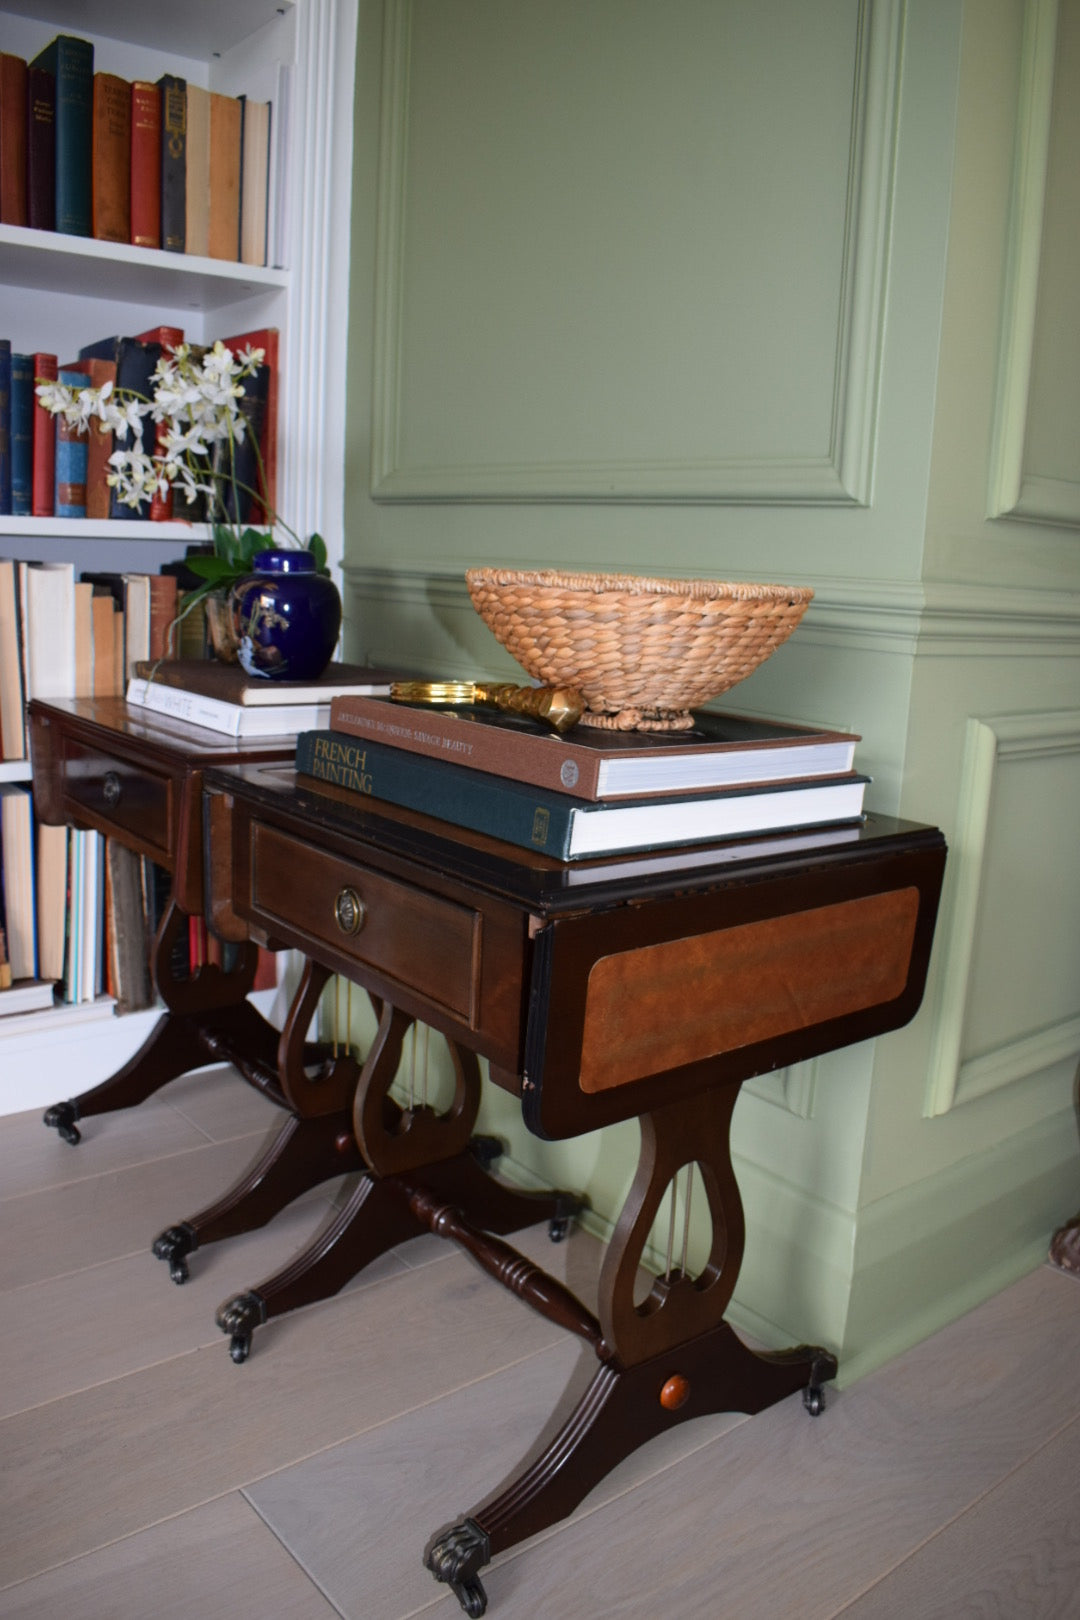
[{"x1": 660, "y1": 1373, "x2": 691, "y2": 1410}]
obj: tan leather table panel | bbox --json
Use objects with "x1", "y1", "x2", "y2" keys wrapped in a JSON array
[{"x1": 578, "y1": 886, "x2": 920, "y2": 1093}]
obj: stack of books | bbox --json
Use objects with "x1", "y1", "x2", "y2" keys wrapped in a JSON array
[
  {"x1": 125, "y1": 660, "x2": 401, "y2": 739},
  {"x1": 0, "y1": 35, "x2": 276, "y2": 266},
  {"x1": 293, "y1": 694, "x2": 869, "y2": 862}
]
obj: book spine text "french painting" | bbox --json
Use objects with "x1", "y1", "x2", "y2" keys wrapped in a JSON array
[{"x1": 310, "y1": 735, "x2": 374, "y2": 793}]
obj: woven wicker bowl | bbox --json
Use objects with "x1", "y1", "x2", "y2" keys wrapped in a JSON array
[{"x1": 466, "y1": 568, "x2": 814, "y2": 731}]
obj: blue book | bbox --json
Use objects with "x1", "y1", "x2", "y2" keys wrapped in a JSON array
[
  {"x1": 293, "y1": 730, "x2": 869, "y2": 861},
  {"x1": 29, "y1": 34, "x2": 93, "y2": 237},
  {"x1": 54, "y1": 366, "x2": 88, "y2": 517},
  {"x1": 0, "y1": 340, "x2": 10, "y2": 514},
  {"x1": 10, "y1": 354, "x2": 34, "y2": 515}
]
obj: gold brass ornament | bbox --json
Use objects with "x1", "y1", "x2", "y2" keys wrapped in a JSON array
[{"x1": 390, "y1": 681, "x2": 585, "y2": 735}]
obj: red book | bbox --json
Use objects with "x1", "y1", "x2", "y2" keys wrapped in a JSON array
[
  {"x1": 134, "y1": 325, "x2": 184, "y2": 519},
  {"x1": 148, "y1": 572, "x2": 179, "y2": 660},
  {"x1": 0, "y1": 53, "x2": 28, "y2": 226},
  {"x1": 31, "y1": 353, "x2": 58, "y2": 517},
  {"x1": 130, "y1": 80, "x2": 161, "y2": 248},
  {"x1": 221, "y1": 326, "x2": 278, "y2": 521},
  {"x1": 91, "y1": 71, "x2": 130, "y2": 243}
]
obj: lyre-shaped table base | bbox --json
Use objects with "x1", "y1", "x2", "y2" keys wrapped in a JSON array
[
  {"x1": 150, "y1": 958, "x2": 367, "y2": 1283},
  {"x1": 215, "y1": 996, "x2": 579, "y2": 1360},
  {"x1": 422, "y1": 1083, "x2": 837, "y2": 1616},
  {"x1": 43, "y1": 900, "x2": 279, "y2": 1145}
]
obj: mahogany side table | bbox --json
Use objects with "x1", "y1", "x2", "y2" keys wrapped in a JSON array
[
  {"x1": 202, "y1": 759, "x2": 946, "y2": 1616},
  {"x1": 26, "y1": 697, "x2": 365, "y2": 1278}
]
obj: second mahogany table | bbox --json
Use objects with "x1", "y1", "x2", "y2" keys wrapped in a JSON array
[
  {"x1": 26, "y1": 697, "x2": 367, "y2": 1278},
  {"x1": 201, "y1": 759, "x2": 946, "y2": 1615}
]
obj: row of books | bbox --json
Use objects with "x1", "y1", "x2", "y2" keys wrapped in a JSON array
[
  {"x1": 0, "y1": 37, "x2": 273, "y2": 266},
  {"x1": 0, "y1": 555, "x2": 188, "y2": 763},
  {"x1": 0, "y1": 325, "x2": 277, "y2": 521},
  {"x1": 292, "y1": 694, "x2": 869, "y2": 860},
  {"x1": 0, "y1": 783, "x2": 155, "y2": 1015}
]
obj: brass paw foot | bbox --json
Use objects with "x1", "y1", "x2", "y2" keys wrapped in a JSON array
[
  {"x1": 43, "y1": 1101, "x2": 81, "y2": 1145},
  {"x1": 152, "y1": 1222, "x2": 198, "y2": 1284},
  {"x1": 215, "y1": 1290, "x2": 267, "y2": 1363},
  {"x1": 425, "y1": 1518, "x2": 490, "y2": 1616}
]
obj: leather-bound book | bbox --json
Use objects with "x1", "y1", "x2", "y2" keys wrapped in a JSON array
[
  {"x1": 158, "y1": 73, "x2": 186, "y2": 253},
  {"x1": 0, "y1": 52, "x2": 28, "y2": 226},
  {"x1": 207, "y1": 91, "x2": 241, "y2": 260},
  {"x1": 54, "y1": 366, "x2": 88, "y2": 517},
  {"x1": 31, "y1": 352, "x2": 57, "y2": 516},
  {"x1": 29, "y1": 34, "x2": 93, "y2": 236},
  {"x1": 91, "y1": 71, "x2": 130, "y2": 243},
  {"x1": 27, "y1": 63, "x2": 56, "y2": 231},
  {"x1": 130, "y1": 80, "x2": 161, "y2": 248}
]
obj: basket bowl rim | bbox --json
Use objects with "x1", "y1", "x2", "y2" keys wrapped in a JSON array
[{"x1": 465, "y1": 568, "x2": 813, "y2": 604}]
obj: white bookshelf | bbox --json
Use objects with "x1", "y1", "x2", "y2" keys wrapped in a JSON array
[{"x1": 0, "y1": 0, "x2": 358, "y2": 1113}]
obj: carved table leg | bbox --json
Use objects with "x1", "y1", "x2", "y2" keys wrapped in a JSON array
[
  {"x1": 424, "y1": 1083, "x2": 837, "y2": 1614},
  {"x1": 42, "y1": 898, "x2": 269, "y2": 1143},
  {"x1": 215, "y1": 997, "x2": 581, "y2": 1361},
  {"x1": 151, "y1": 1108, "x2": 365, "y2": 1282}
]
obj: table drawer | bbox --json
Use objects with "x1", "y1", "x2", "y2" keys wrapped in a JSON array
[
  {"x1": 248, "y1": 822, "x2": 482, "y2": 1025},
  {"x1": 61, "y1": 739, "x2": 173, "y2": 861}
]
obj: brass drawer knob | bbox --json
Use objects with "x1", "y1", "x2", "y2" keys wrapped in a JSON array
[
  {"x1": 334, "y1": 887, "x2": 366, "y2": 936},
  {"x1": 102, "y1": 771, "x2": 122, "y2": 807}
]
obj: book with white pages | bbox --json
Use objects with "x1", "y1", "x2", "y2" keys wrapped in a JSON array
[{"x1": 126, "y1": 677, "x2": 331, "y2": 738}]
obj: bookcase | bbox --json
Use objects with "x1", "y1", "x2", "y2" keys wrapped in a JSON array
[{"x1": 0, "y1": 0, "x2": 358, "y2": 1113}]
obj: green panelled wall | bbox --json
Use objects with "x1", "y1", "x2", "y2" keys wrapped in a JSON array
[{"x1": 337, "y1": 0, "x2": 1080, "y2": 1381}]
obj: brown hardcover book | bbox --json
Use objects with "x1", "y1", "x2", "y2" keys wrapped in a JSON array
[
  {"x1": 105, "y1": 839, "x2": 153, "y2": 1011},
  {"x1": 36, "y1": 820, "x2": 69, "y2": 982},
  {"x1": 327, "y1": 695, "x2": 862, "y2": 803},
  {"x1": 91, "y1": 71, "x2": 130, "y2": 242},
  {"x1": 148, "y1": 573, "x2": 179, "y2": 661},
  {"x1": 134, "y1": 657, "x2": 399, "y2": 706},
  {"x1": 0, "y1": 52, "x2": 28, "y2": 226},
  {"x1": 91, "y1": 590, "x2": 120, "y2": 696},
  {"x1": 207, "y1": 91, "x2": 241, "y2": 261},
  {"x1": 239, "y1": 95, "x2": 270, "y2": 267},
  {"x1": 185, "y1": 82, "x2": 210, "y2": 257},
  {"x1": 73, "y1": 579, "x2": 94, "y2": 696},
  {"x1": 130, "y1": 80, "x2": 160, "y2": 247}
]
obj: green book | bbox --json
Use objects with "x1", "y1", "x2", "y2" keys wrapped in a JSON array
[
  {"x1": 29, "y1": 34, "x2": 93, "y2": 236},
  {"x1": 294, "y1": 730, "x2": 869, "y2": 862}
]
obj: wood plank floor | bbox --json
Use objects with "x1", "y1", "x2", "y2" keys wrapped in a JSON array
[{"x1": 2, "y1": 1064, "x2": 1079, "y2": 1619}]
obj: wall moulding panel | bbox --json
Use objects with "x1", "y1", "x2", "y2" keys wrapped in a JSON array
[
  {"x1": 369, "y1": 0, "x2": 901, "y2": 506},
  {"x1": 988, "y1": 0, "x2": 1080, "y2": 526},
  {"x1": 923, "y1": 708, "x2": 1080, "y2": 1116}
]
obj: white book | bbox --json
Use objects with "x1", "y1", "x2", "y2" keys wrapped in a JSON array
[
  {"x1": 24, "y1": 562, "x2": 76, "y2": 702},
  {"x1": 126, "y1": 677, "x2": 331, "y2": 738},
  {"x1": 0, "y1": 979, "x2": 57, "y2": 1017}
]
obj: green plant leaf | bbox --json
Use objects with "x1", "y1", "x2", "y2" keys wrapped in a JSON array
[{"x1": 307, "y1": 532, "x2": 327, "y2": 571}]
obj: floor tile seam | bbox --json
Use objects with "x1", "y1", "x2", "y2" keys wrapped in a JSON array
[
  {"x1": 0, "y1": 1487, "x2": 267, "y2": 1597},
  {"x1": 822, "y1": 1407, "x2": 1080, "y2": 1619},
  {"x1": 0, "y1": 1244, "x2": 458, "y2": 1419},
  {"x1": 238, "y1": 1494, "x2": 352, "y2": 1619},
  {"x1": 0, "y1": 1127, "x2": 274, "y2": 1206},
  {"x1": 0, "y1": 1339, "x2": 218, "y2": 1427},
  {"x1": 236, "y1": 1339, "x2": 570, "y2": 1496}
]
